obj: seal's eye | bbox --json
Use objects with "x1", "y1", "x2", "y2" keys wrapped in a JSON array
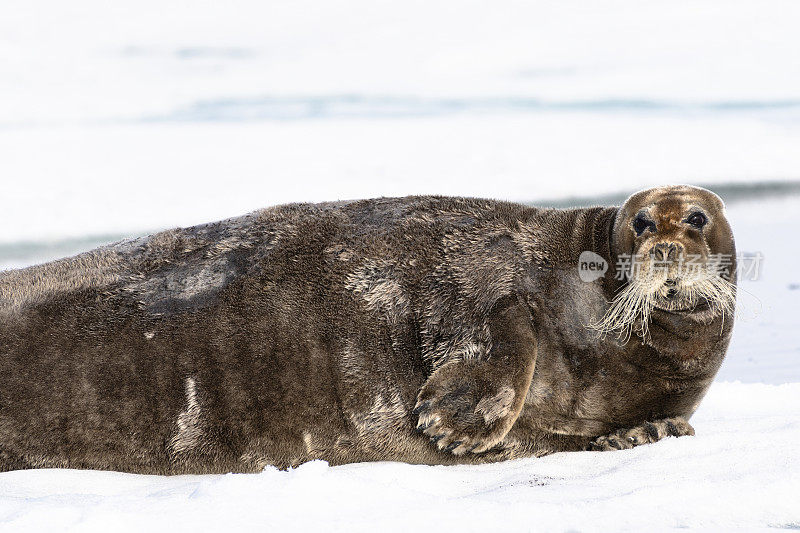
[
  {"x1": 686, "y1": 212, "x2": 708, "y2": 229},
  {"x1": 632, "y1": 216, "x2": 655, "y2": 236}
]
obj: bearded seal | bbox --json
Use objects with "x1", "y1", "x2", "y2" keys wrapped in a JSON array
[{"x1": 0, "y1": 185, "x2": 736, "y2": 473}]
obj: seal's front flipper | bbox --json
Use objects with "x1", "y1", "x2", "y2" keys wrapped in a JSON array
[
  {"x1": 413, "y1": 295, "x2": 537, "y2": 455},
  {"x1": 586, "y1": 417, "x2": 695, "y2": 451}
]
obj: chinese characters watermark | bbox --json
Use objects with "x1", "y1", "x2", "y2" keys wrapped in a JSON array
[{"x1": 578, "y1": 251, "x2": 763, "y2": 282}]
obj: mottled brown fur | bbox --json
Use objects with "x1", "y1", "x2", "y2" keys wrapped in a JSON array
[{"x1": 0, "y1": 186, "x2": 735, "y2": 473}]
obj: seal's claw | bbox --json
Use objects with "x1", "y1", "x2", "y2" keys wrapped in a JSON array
[
  {"x1": 412, "y1": 401, "x2": 431, "y2": 416},
  {"x1": 444, "y1": 440, "x2": 462, "y2": 453},
  {"x1": 449, "y1": 441, "x2": 472, "y2": 455}
]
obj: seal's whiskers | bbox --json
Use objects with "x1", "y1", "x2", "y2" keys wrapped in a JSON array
[{"x1": 590, "y1": 266, "x2": 736, "y2": 340}]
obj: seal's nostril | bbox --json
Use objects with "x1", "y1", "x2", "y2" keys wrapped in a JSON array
[
  {"x1": 653, "y1": 243, "x2": 667, "y2": 261},
  {"x1": 652, "y1": 242, "x2": 680, "y2": 262},
  {"x1": 667, "y1": 243, "x2": 678, "y2": 261}
]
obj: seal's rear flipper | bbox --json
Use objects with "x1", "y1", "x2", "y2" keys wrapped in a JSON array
[{"x1": 586, "y1": 417, "x2": 695, "y2": 451}]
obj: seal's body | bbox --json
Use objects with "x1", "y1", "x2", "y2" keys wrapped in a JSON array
[{"x1": 0, "y1": 187, "x2": 736, "y2": 473}]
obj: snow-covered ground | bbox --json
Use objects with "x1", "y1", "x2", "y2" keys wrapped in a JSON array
[
  {"x1": 1, "y1": 382, "x2": 797, "y2": 532},
  {"x1": 1, "y1": 1, "x2": 799, "y2": 531}
]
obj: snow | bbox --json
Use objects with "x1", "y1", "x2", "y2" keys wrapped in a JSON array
[
  {"x1": 1, "y1": 0, "x2": 799, "y2": 530},
  {"x1": 3, "y1": 0, "x2": 800, "y2": 125},
  {"x1": 3, "y1": 115, "x2": 800, "y2": 245},
  {"x1": 0, "y1": 383, "x2": 798, "y2": 532},
  {"x1": 717, "y1": 197, "x2": 800, "y2": 385}
]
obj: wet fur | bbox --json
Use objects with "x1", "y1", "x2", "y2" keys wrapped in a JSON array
[{"x1": 0, "y1": 190, "x2": 736, "y2": 473}]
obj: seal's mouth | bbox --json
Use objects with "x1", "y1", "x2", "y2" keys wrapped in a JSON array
[
  {"x1": 653, "y1": 295, "x2": 712, "y2": 314},
  {"x1": 652, "y1": 278, "x2": 713, "y2": 313}
]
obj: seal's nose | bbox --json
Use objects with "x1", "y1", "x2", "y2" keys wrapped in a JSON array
[{"x1": 652, "y1": 242, "x2": 681, "y2": 261}]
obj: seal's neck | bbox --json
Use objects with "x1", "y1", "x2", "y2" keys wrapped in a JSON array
[{"x1": 567, "y1": 206, "x2": 625, "y2": 297}]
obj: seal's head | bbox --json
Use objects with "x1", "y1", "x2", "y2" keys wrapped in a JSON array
[{"x1": 594, "y1": 185, "x2": 737, "y2": 339}]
